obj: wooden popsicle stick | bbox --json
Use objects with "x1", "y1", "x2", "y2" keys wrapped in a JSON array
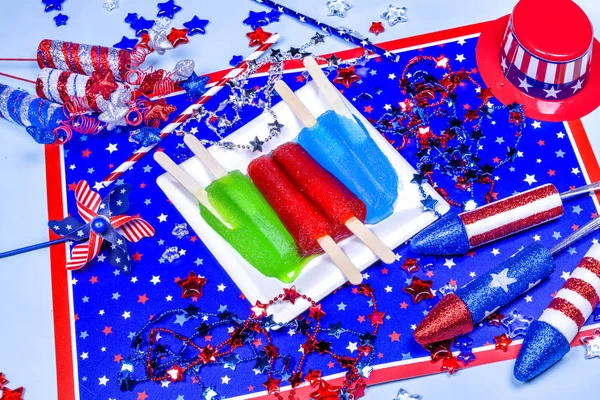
[
  {"x1": 154, "y1": 152, "x2": 231, "y2": 228},
  {"x1": 184, "y1": 134, "x2": 228, "y2": 179},
  {"x1": 317, "y1": 235, "x2": 363, "y2": 285},
  {"x1": 345, "y1": 217, "x2": 395, "y2": 264},
  {"x1": 303, "y1": 56, "x2": 354, "y2": 120},
  {"x1": 274, "y1": 80, "x2": 317, "y2": 128}
]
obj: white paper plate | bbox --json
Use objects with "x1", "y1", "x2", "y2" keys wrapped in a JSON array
[{"x1": 157, "y1": 81, "x2": 449, "y2": 324}]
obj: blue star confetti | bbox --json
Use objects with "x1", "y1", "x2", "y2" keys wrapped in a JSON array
[
  {"x1": 229, "y1": 55, "x2": 244, "y2": 67},
  {"x1": 54, "y1": 13, "x2": 68, "y2": 26},
  {"x1": 113, "y1": 36, "x2": 138, "y2": 51},
  {"x1": 183, "y1": 15, "x2": 210, "y2": 35},
  {"x1": 157, "y1": 0, "x2": 182, "y2": 19},
  {"x1": 130, "y1": 16, "x2": 155, "y2": 37},
  {"x1": 243, "y1": 10, "x2": 269, "y2": 30},
  {"x1": 42, "y1": 0, "x2": 64, "y2": 12},
  {"x1": 179, "y1": 72, "x2": 209, "y2": 100}
]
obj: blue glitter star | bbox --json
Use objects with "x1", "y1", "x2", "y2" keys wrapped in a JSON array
[
  {"x1": 266, "y1": 9, "x2": 282, "y2": 23},
  {"x1": 183, "y1": 16, "x2": 209, "y2": 36},
  {"x1": 54, "y1": 13, "x2": 69, "y2": 27},
  {"x1": 229, "y1": 55, "x2": 243, "y2": 67},
  {"x1": 42, "y1": 0, "x2": 65, "y2": 12},
  {"x1": 420, "y1": 195, "x2": 438, "y2": 212},
  {"x1": 130, "y1": 16, "x2": 155, "y2": 37},
  {"x1": 243, "y1": 10, "x2": 269, "y2": 30},
  {"x1": 179, "y1": 72, "x2": 209, "y2": 100},
  {"x1": 157, "y1": 0, "x2": 182, "y2": 19},
  {"x1": 124, "y1": 12, "x2": 139, "y2": 24},
  {"x1": 113, "y1": 36, "x2": 138, "y2": 51},
  {"x1": 130, "y1": 128, "x2": 162, "y2": 147}
]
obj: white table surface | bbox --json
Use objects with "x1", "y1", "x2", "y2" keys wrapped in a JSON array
[{"x1": 1, "y1": 0, "x2": 600, "y2": 398}]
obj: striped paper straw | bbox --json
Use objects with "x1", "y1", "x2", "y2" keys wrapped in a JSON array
[{"x1": 100, "y1": 33, "x2": 280, "y2": 188}]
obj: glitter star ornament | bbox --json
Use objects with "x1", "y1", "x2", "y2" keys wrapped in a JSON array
[
  {"x1": 581, "y1": 329, "x2": 600, "y2": 359},
  {"x1": 102, "y1": 0, "x2": 119, "y2": 11},
  {"x1": 381, "y1": 5, "x2": 408, "y2": 26},
  {"x1": 179, "y1": 72, "x2": 209, "y2": 100},
  {"x1": 326, "y1": 0, "x2": 353, "y2": 17},
  {"x1": 394, "y1": 388, "x2": 422, "y2": 400},
  {"x1": 147, "y1": 27, "x2": 173, "y2": 54}
]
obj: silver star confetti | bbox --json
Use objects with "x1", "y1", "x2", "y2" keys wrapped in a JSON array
[
  {"x1": 172, "y1": 60, "x2": 195, "y2": 81},
  {"x1": 147, "y1": 28, "x2": 173, "y2": 55},
  {"x1": 381, "y1": 5, "x2": 408, "y2": 26},
  {"x1": 326, "y1": 0, "x2": 353, "y2": 18},
  {"x1": 501, "y1": 308, "x2": 533, "y2": 338},
  {"x1": 581, "y1": 329, "x2": 600, "y2": 359},
  {"x1": 97, "y1": 86, "x2": 132, "y2": 130},
  {"x1": 102, "y1": 0, "x2": 119, "y2": 11},
  {"x1": 394, "y1": 388, "x2": 422, "y2": 400}
]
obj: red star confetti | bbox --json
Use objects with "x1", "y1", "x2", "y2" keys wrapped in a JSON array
[
  {"x1": 177, "y1": 271, "x2": 207, "y2": 299},
  {"x1": 283, "y1": 286, "x2": 301, "y2": 304},
  {"x1": 369, "y1": 21, "x2": 385, "y2": 35},
  {"x1": 333, "y1": 66, "x2": 361, "y2": 88},
  {"x1": 305, "y1": 369, "x2": 322, "y2": 386},
  {"x1": 425, "y1": 339, "x2": 453, "y2": 362},
  {"x1": 441, "y1": 356, "x2": 461, "y2": 374},
  {"x1": 368, "y1": 309, "x2": 385, "y2": 326},
  {"x1": 403, "y1": 276, "x2": 435, "y2": 303},
  {"x1": 167, "y1": 27, "x2": 189, "y2": 48},
  {"x1": 308, "y1": 304, "x2": 326, "y2": 322},
  {"x1": 199, "y1": 344, "x2": 217, "y2": 363},
  {"x1": 487, "y1": 311, "x2": 505, "y2": 326},
  {"x1": 310, "y1": 380, "x2": 341, "y2": 399},
  {"x1": 246, "y1": 27, "x2": 272, "y2": 46},
  {"x1": 166, "y1": 364, "x2": 185, "y2": 382},
  {"x1": 251, "y1": 301, "x2": 269, "y2": 317},
  {"x1": 262, "y1": 376, "x2": 281, "y2": 394},
  {"x1": 401, "y1": 258, "x2": 419, "y2": 274},
  {"x1": 494, "y1": 333, "x2": 512, "y2": 351}
]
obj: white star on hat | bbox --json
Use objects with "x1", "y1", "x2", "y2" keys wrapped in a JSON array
[
  {"x1": 571, "y1": 79, "x2": 584, "y2": 93},
  {"x1": 518, "y1": 77, "x2": 532, "y2": 92},
  {"x1": 544, "y1": 86, "x2": 562, "y2": 98}
]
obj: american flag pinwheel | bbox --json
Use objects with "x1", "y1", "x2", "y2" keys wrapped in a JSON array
[{"x1": 48, "y1": 180, "x2": 155, "y2": 273}]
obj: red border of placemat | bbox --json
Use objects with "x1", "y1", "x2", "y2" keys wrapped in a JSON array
[{"x1": 43, "y1": 21, "x2": 600, "y2": 400}]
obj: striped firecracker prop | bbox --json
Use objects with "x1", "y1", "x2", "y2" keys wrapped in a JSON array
[
  {"x1": 37, "y1": 39, "x2": 130, "y2": 82},
  {"x1": 515, "y1": 243, "x2": 600, "y2": 381},
  {"x1": 99, "y1": 33, "x2": 280, "y2": 188},
  {"x1": 411, "y1": 183, "x2": 565, "y2": 255},
  {"x1": 36, "y1": 68, "x2": 128, "y2": 112}
]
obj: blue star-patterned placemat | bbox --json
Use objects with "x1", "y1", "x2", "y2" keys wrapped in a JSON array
[{"x1": 58, "y1": 35, "x2": 600, "y2": 399}]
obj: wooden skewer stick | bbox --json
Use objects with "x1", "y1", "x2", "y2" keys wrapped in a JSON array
[
  {"x1": 154, "y1": 152, "x2": 231, "y2": 228},
  {"x1": 183, "y1": 135, "x2": 228, "y2": 180},
  {"x1": 274, "y1": 79, "x2": 395, "y2": 265},
  {"x1": 317, "y1": 236, "x2": 362, "y2": 284},
  {"x1": 303, "y1": 56, "x2": 354, "y2": 120}
]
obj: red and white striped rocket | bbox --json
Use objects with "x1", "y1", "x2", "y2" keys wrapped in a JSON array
[
  {"x1": 514, "y1": 243, "x2": 600, "y2": 381},
  {"x1": 411, "y1": 184, "x2": 565, "y2": 255}
]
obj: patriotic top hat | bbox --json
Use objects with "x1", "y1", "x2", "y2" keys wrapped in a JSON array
[{"x1": 476, "y1": 0, "x2": 600, "y2": 121}]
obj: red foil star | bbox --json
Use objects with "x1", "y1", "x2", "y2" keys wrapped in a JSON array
[
  {"x1": 177, "y1": 271, "x2": 207, "y2": 299},
  {"x1": 308, "y1": 304, "x2": 326, "y2": 322},
  {"x1": 262, "y1": 376, "x2": 281, "y2": 394},
  {"x1": 0, "y1": 387, "x2": 24, "y2": 400},
  {"x1": 401, "y1": 258, "x2": 419, "y2": 274},
  {"x1": 167, "y1": 27, "x2": 189, "y2": 48},
  {"x1": 441, "y1": 356, "x2": 461, "y2": 374},
  {"x1": 199, "y1": 344, "x2": 217, "y2": 363},
  {"x1": 486, "y1": 311, "x2": 505, "y2": 326},
  {"x1": 89, "y1": 70, "x2": 118, "y2": 100},
  {"x1": 144, "y1": 98, "x2": 177, "y2": 123},
  {"x1": 403, "y1": 276, "x2": 434, "y2": 303},
  {"x1": 246, "y1": 27, "x2": 272, "y2": 47},
  {"x1": 0, "y1": 373, "x2": 7, "y2": 389},
  {"x1": 435, "y1": 55, "x2": 449, "y2": 68},
  {"x1": 251, "y1": 301, "x2": 269, "y2": 317},
  {"x1": 289, "y1": 371, "x2": 303, "y2": 388},
  {"x1": 310, "y1": 381, "x2": 341, "y2": 399},
  {"x1": 494, "y1": 333, "x2": 512, "y2": 351},
  {"x1": 368, "y1": 309, "x2": 385, "y2": 326},
  {"x1": 369, "y1": 21, "x2": 385, "y2": 35},
  {"x1": 477, "y1": 87, "x2": 493, "y2": 103},
  {"x1": 283, "y1": 286, "x2": 301, "y2": 304},
  {"x1": 264, "y1": 343, "x2": 279, "y2": 359},
  {"x1": 305, "y1": 369, "x2": 322, "y2": 386},
  {"x1": 333, "y1": 66, "x2": 361, "y2": 88},
  {"x1": 166, "y1": 364, "x2": 185, "y2": 382},
  {"x1": 425, "y1": 339, "x2": 453, "y2": 362},
  {"x1": 357, "y1": 283, "x2": 374, "y2": 297}
]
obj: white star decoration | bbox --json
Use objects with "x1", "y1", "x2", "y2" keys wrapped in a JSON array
[
  {"x1": 543, "y1": 86, "x2": 561, "y2": 98},
  {"x1": 518, "y1": 77, "x2": 532, "y2": 92},
  {"x1": 489, "y1": 268, "x2": 517, "y2": 292},
  {"x1": 571, "y1": 79, "x2": 584, "y2": 93}
]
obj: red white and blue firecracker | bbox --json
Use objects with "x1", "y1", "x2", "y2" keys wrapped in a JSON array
[
  {"x1": 414, "y1": 215, "x2": 600, "y2": 345},
  {"x1": 514, "y1": 243, "x2": 600, "y2": 381}
]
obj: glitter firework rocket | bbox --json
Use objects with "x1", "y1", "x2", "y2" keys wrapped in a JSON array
[
  {"x1": 514, "y1": 243, "x2": 600, "y2": 381},
  {"x1": 413, "y1": 215, "x2": 600, "y2": 345},
  {"x1": 409, "y1": 182, "x2": 600, "y2": 256}
]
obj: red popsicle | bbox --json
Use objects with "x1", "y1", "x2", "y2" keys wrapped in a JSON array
[
  {"x1": 247, "y1": 154, "x2": 336, "y2": 256},
  {"x1": 272, "y1": 143, "x2": 367, "y2": 237}
]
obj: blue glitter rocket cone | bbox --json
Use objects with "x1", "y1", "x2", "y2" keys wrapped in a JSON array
[
  {"x1": 513, "y1": 321, "x2": 571, "y2": 381},
  {"x1": 410, "y1": 213, "x2": 470, "y2": 255},
  {"x1": 0, "y1": 83, "x2": 67, "y2": 144},
  {"x1": 514, "y1": 243, "x2": 600, "y2": 381}
]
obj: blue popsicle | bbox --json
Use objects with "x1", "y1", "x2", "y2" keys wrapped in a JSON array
[{"x1": 297, "y1": 110, "x2": 398, "y2": 224}]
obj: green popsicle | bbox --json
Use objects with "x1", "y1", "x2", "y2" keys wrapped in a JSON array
[{"x1": 199, "y1": 170, "x2": 310, "y2": 283}]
